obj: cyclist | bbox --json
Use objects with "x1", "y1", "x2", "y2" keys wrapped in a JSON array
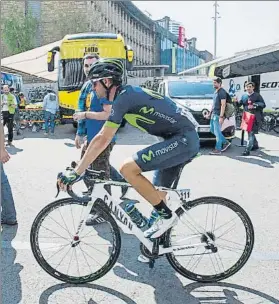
[{"x1": 57, "y1": 59, "x2": 200, "y2": 239}]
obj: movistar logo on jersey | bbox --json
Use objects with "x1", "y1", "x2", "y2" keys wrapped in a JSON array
[
  {"x1": 139, "y1": 105, "x2": 177, "y2": 124},
  {"x1": 124, "y1": 113, "x2": 155, "y2": 133},
  {"x1": 139, "y1": 106, "x2": 155, "y2": 115},
  {"x1": 141, "y1": 141, "x2": 179, "y2": 163},
  {"x1": 141, "y1": 150, "x2": 155, "y2": 163}
]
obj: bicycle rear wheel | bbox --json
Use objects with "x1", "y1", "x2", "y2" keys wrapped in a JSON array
[
  {"x1": 165, "y1": 196, "x2": 254, "y2": 282},
  {"x1": 30, "y1": 198, "x2": 121, "y2": 284},
  {"x1": 271, "y1": 114, "x2": 279, "y2": 133}
]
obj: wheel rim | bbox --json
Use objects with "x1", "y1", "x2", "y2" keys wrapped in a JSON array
[
  {"x1": 166, "y1": 197, "x2": 254, "y2": 282},
  {"x1": 31, "y1": 200, "x2": 119, "y2": 283}
]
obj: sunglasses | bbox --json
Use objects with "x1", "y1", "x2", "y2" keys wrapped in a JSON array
[{"x1": 84, "y1": 64, "x2": 93, "y2": 68}]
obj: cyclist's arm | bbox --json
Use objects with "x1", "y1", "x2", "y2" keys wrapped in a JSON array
[
  {"x1": 75, "y1": 92, "x2": 130, "y2": 175},
  {"x1": 82, "y1": 97, "x2": 113, "y2": 120},
  {"x1": 75, "y1": 126, "x2": 117, "y2": 175},
  {"x1": 76, "y1": 82, "x2": 90, "y2": 136}
]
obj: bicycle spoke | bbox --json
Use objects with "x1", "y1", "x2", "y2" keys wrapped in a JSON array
[
  {"x1": 80, "y1": 229, "x2": 98, "y2": 239},
  {"x1": 66, "y1": 247, "x2": 75, "y2": 275},
  {"x1": 70, "y1": 205, "x2": 76, "y2": 234},
  {"x1": 179, "y1": 212, "x2": 204, "y2": 235},
  {"x1": 185, "y1": 247, "x2": 199, "y2": 269},
  {"x1": 212, "y1": 204, "x2": 219, "y2": 232},
  {"x1": 218, "y1": 244, "x2": 244, "y2": 253},
  {"x1": 82, "y1": 241, "x2": 109, "y2": 257},
  {"x1": 213, "y1": 215, "x2": 238, "y2": 234},
  {"x1": 54, "y1": 246, "x2": 72, "y2": 269},
  {"x1": 74, "y1": 247, "x2": 81, "y2": 278},
  {"x1": 58, "y1": 208, "x2": 74, "y2": 238},
  {"x1": 216, "y1": 222, "x2": 237, "y2": 239},
  {"x1": 205, "y1": 204, "x2": 209, "y2": 231},
  {"x1": 217, "y1": 237, "x2": 244, "y2": 247},
  {"x1": 79, "y1": 245, "x2": 94, "y2": 274},
  {"x1": 41, "y1": 225, "x2": 71, "y2": 242},
  {"x1": 189, "y1": 249, "x2": 206, "y2": 272},
  {"x1": 79, "y1": 244, "x2": 104, "y2": 268},
  {"x1": 44, "y1": 244, "x2": 70, "y2": 261}
]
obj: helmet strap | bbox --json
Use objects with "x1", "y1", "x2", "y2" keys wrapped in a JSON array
[{"x1": 100, "y1": 79, "x2": 115, "y2": 100}]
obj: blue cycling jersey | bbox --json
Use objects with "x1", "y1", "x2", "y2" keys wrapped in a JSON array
[{"x1": 105, "y1": 85, "x2": 197, "y2": 138}]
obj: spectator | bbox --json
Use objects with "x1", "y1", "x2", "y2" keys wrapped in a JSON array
[
  {"x1": 206, "y1": 77, "x2": 231, "y2": 155},
  {"x1": 10, "y1": 88, "x2": 21, "y2": 136},
  {"x1": 18, "y1": 92, "x2": 27, "y2": 109},
  {"x1": 73, "y1": 54, "x2": 124, "y2": 183},
  {"x1": 0, "y1": 121, "x2": 17, "y2": 226},
  {"x1": 237, "y1": 82, "x2": 266, "y2": 156},
  {"x1": 43, "y1": 89, "x2": 59, "y2": 136},
  {"x1": 1, "y1": 85, "x2": 17, "y2": 145}
]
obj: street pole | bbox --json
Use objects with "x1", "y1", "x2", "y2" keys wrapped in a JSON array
[{"x1": 212, "y1": 1, "x2": 220, "y2": 58}]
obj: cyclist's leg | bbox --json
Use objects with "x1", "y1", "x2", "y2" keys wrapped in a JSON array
[
  {"x1": 120, "y1": 131, "x2": 199, "y2": 238},
  {"x1": 153, "y1": 162, "x2": 185, "y2": 189}
]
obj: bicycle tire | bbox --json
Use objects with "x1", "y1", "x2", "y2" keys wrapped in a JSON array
[
  {"x1": 261, "y1": 114, "x2": 274, "y2": 132},
  {"x1": 270, "y1": 114, "x2": 279, "y2": 133},
  {"x1": 165, "y1": 196, "x2": 254, "y2": 283},
  {"x1": 30, "y1": 198, "x2": 121, "y2": 284}
]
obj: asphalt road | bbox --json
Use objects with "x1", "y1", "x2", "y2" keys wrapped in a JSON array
[{"x1": 1, "y1": 124, "x2": 279, "y2": 304}]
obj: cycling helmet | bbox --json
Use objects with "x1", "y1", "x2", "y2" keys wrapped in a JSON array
[
  {"x1": 88, "y1": 58, "x2": 124, "y2": 99},
  {"x1": 88, "y1": 58, "x2": 124, "y2": 84}
]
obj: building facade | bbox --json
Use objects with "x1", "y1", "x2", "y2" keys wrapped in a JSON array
[
  {"x1": 1, "y1": 1, "x2": 212, "y2": 77},
  {"x1": 168, "y1": 19, "x2": 183, "y2": 37}
]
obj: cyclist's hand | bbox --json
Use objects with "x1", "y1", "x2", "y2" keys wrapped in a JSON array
[
  {"x1": 75, "y1": 135, "x2": 82, "y2": 149},
  {"x1": 73, "y1": 112, "x2": 85, "y2": 121},
  {"x1": 57, "y1": 168, "x2": 81, "y2": 191}
]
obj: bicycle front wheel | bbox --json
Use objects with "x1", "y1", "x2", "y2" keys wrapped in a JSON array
[
  {"x1": 30, "y1": 198, "x2": 121, "y2": 284},
  {"x1": 165, "y1": 196, "x2": 254, "y2": 282}
]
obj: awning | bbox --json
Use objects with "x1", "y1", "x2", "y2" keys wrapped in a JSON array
[
  {"x1": 1, "y1": 40, "x2": 61, "y2": 82},
  {"x1": 179, "y1": 41, "x2": 279, "y2": 77}
]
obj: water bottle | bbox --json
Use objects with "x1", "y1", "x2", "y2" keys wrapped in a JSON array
[
  {"x1": 124, "y1": 201, "x2": 148, "y2": 228},
  {"x1": 147, "y1": 209, "x2": 160, "y2": 228}
]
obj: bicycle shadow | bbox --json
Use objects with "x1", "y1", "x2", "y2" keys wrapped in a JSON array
[
  {"x1": 1, "y1": 225, "x2": 23, "y2": 304},
  {"x1": 184, "y1": 282, "x2": 279, "y2": 303},
  {"x1": 38, "y1": 283, "x2": 137, "y2": 304},
  {"x1": 112, "y1": 233, "x2": 199, "y2": 304}
]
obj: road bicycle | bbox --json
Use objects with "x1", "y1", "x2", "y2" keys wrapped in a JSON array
[
  {"x1": 30, "y1": 165, "x2": 254, "y2": 284},
  {"x1": 261, "y1": 107, "x2": 279, "y2": 133}
]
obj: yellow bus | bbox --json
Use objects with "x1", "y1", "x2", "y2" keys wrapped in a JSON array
[{"x1": 47, "y1": 33, "x2": 134, "y2": 123}]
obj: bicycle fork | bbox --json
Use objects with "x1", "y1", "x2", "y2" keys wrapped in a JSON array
[{"x1": 71, "y1": 198, "x2": 95, "y2": 247}]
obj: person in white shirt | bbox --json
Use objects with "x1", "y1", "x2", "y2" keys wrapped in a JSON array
[
  {"x1": 43, "y1": 89, "x2": 59, "y2": 136},
  {"x1": 1, "y1": 85, "x2": 17, "y2": 145}
]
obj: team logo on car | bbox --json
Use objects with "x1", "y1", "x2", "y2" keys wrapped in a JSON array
[{"x1": 202, "y1": 109, "x2": 210, "y2": 118}]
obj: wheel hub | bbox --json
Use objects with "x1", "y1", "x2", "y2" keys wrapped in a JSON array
[
  {"x1": 71, "y1": 235, "x2": 80, "y2": 247},
  {"x1": 200, "y1": 231, "x2": 218, "y2": 253}
]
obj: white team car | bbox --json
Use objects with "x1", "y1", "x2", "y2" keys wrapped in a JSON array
[{"x1": 157, "y1": 76, "x2": 236, "y2": 142}]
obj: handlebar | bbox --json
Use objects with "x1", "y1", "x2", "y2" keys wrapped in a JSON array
[{"x1": 55, "y1": 161, "x2": 107, "y2": 202}]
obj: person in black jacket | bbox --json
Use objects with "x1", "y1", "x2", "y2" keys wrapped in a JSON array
[{"x1": 237, "y1": 82, "x2": 266, "y2": 156}]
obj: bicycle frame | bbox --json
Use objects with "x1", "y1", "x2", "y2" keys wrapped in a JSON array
[{"x1": 72, "y1": 180, "x2": 212, "y2": 256}]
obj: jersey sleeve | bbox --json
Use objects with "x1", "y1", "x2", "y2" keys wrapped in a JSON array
[{"x1": 104, "y1": 90, "x2": 130, "y2": 128}]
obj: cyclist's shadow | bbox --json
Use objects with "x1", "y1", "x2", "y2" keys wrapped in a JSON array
[{"x1": 112, "y1": 232, "x2": 200, "y2": 304}]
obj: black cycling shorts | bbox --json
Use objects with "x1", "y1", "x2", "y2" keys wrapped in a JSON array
[{"x1": 133, "y1": 130, "x2": 200, "y2": 172}]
